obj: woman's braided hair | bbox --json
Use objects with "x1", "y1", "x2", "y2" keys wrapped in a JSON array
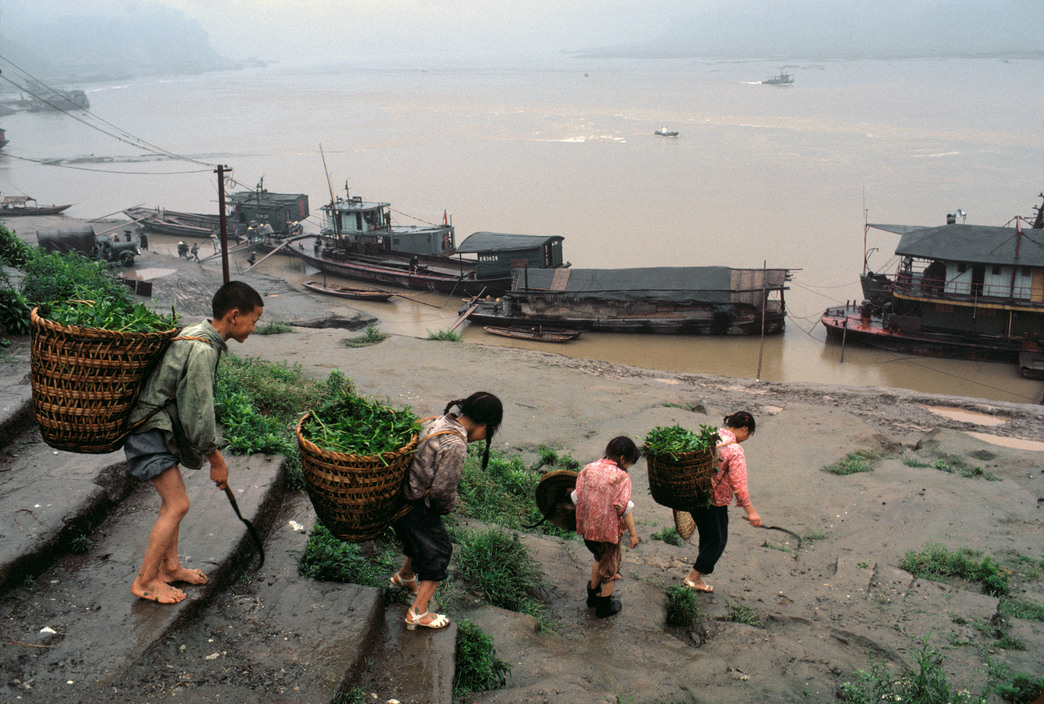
[{"x1": 444, "y1": 392, "x2": 503, "y2": 469}]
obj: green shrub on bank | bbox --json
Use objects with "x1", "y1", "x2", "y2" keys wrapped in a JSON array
[
  {"x1": 454, "y1": 619, "x2": 510, "y2": 696},
  {"x1": 663, "y1": 584, "x2": 703, "y2": 628},
  {"x1": 426, "y1": 328, "x2": 461, "y2": 341},
  {"x1": 454, "y1": 526, "x2": 546, "y2": 621},
  {"x1": 0, "y1": 223, "x2": 33, "y2": 268},
  {"x1": 839, "y1": 639, "x2": 983, "y2": 704},
  {"x1": 823, "y1": 450, "x2": 879, "y2": 475},
  {"x1": 298, "y1": 523, "x2": 401, "y2": 587},
  {"x1": 253, "y1": 319, "x2": 293, "y2": 335},
  {"x1": 901, "y1": 543, "x2": 1009, "y2": 596},
  {"x1": 651, "y1": 527, "x2": 684, "y2": 546},
  {"x1": 343, "y1": 325, "x2": 388, "y2": 348}
]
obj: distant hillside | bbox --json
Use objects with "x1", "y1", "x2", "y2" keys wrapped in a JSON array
[
  {"x1": 577, "y1": 0, "x2": 1044, "y2": 60},
  {"x1": 0, "y1": 4, "x2": 239, "y2": 83}
]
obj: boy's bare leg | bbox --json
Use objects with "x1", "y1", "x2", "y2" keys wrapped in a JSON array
[
  {"x1": 132, "y1": 465, "x2": 191, "y2": 604},
  {"x1": 158, "y1": 526, "x2": 207, "y2": 585}
]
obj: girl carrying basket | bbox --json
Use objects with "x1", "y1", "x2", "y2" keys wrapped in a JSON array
[{"x1": 389, "y1": 392, "x2": 503, "y2": 630}]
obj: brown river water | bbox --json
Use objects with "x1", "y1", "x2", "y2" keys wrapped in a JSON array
[{"x1": 2, "y1": 57, "x2": 1042, "y2": 403}]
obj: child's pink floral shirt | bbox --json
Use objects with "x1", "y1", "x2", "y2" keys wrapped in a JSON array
[
  {"x1": 575, "y1": 458, "x2": 631, "y2": 543},
  {"x1": 710, "y1": 428, "x2": 751, "y2": 508}
]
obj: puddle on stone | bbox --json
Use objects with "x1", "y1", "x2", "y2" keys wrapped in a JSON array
[
  {"x1": 963, "y1": 431, "x2": 1044, "y2": 452},
  {"x1": 922, "y1": 406, "x2": 1006, "y2": 426}
]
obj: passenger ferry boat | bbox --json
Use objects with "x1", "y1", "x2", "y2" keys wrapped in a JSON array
[{"x1": 821, "y1": 193, "x2": 1044, "y2": 377}]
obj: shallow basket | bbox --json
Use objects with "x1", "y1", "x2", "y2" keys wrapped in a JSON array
[
  {"x1": 29, "y1": 305, "x2": 178, "y2": 454},
  {"x1": 296, "y1": 412, "x2": 420, "y2": 543},
  {"x1": 534, "y1": 469, "x2": 578, "y2": 532},
  {"x1": 643, "y1": 445, "x2": 716, "y2": 510}
]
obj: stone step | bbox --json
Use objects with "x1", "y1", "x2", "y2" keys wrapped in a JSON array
[
  {"x1": 0, "y1": 427, "x2": 137, "y2": 593},
  {"x1": 106, "y1": 493, "x2": 387, "y2": 703},
  {"x1": 0, "y1": 451, "x2": 284, "y2": 699}
]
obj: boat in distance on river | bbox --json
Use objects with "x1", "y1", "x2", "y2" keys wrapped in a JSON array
[
  {"x1": 464, "y1": 265, "x2": 791, "y2": 335},
  {"x1": 821, "y1": 193, "x2": 1044, "y2": 377},
  {"x1": 1, "y1": 195, "x2": 72, "y2": 217}
]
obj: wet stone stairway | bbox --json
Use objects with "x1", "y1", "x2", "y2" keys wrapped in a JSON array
[{"x1": 0, "y1": 350, "x2": 458, "y2": 704}]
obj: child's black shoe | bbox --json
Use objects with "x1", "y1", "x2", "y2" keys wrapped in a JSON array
[
  {"x1": 586, "y1": 583, "x2": 599, "y2": 608},
  {"x1": 595, "y1": 595, "x2": 622, "y2": 618}
]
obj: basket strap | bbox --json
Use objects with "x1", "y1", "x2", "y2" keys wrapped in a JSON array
[{"x1": 120, "y1": 335, "x2": 217, "y2": 441}]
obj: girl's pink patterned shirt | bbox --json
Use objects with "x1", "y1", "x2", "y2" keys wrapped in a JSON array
[
  {"x1": 574, "y1": 458, "x2": 631, "y2": 543},
  {"x1": 710, "y1": 428, "x2": 751, "y2": 508}
]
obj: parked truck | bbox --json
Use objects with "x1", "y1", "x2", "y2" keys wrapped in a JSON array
[{"x1": 37, "y1": 226, "x2": 138, "y2": 266}]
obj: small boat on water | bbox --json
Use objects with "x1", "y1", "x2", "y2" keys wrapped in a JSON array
[
  {"x1": 302, "y1": 280, "x2": 393, "y2": 302},
  {"x1": 123, "y1": 206, "x2": 221, "y2": 238},
  {"x1": 762, "y1": 71, "x2": 794, "y2": 85},
  {"x1": 821, "y1": 193, "x2": 1044, "y2": 375},
  {"x1": 483, "y1": 325, "x2": 582, "y2": 343},
  {"x1": 0, "y1": 128, "x2": 7, "y2": 150},
  {"x1": 0, "y1": 195, "x2": 72, "y2": 217},
  {"x1": 654, "y1": 126, "x2": 679, "y2": 137}
]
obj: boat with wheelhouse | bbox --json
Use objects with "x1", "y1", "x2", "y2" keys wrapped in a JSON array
[{"x1": 821, "y1": 194, "x2": 1044, "y2": 374}]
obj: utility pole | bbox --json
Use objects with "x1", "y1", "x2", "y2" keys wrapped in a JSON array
[{"x1": 216, "y1": 165, "x2": 230, "y2": 283}]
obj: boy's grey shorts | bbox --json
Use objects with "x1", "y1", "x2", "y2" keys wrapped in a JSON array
[{"x1": 124, "y1": 429, "x2": 179, "y2": 481}]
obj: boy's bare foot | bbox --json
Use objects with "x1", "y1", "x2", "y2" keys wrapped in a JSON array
[
  {"x1": 160, "y1": 566, "x2": 208, "y2": 585},
  {"x1": 132, "y1": 579, "x2": 186, "y2": 604}
]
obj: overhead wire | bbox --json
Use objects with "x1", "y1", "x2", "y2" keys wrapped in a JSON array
[{"x1": 0, "y1": 53, "x2": 215, "y2": 168}]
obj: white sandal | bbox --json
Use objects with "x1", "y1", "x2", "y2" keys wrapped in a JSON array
[
  {"x1": 389, "y1": 572, "x2": 418, "y2": 592},
  {"x1": 405, "y1": 607, "x2": 451, "y2": 630}
]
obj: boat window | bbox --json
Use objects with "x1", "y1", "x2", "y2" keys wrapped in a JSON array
[
  {"x1": 957, "y1": 263, "x2": 968, "y2": 273},
  {"x1": 991, "y1": 265, "x2": 1001, "y2": 275},
  {"x1": 1023, "y1": 267, "x2": 1032, "y2": 276}
]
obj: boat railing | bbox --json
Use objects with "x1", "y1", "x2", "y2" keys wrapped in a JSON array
[{"x1": 893, "y1": 273, "x2": 1038, "y2": 305}]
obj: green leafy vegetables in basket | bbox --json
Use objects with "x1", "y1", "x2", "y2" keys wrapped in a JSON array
[
  {"x1": 43, "y1": 298, "x2": 179, "y2": 333},
  {"x1": 644, "y1": 424, "x2": 720, "y2": 458},
  {"x1": 302, "y1": 391, "x2": 421, "y2": 456}
]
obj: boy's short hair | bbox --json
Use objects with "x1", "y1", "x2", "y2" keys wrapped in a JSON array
[{"x1": 212, "y1": 281, "x2": 263, "y2": 319}]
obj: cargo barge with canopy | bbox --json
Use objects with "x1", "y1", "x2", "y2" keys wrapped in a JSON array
[
  {"x1": 821, "y1": 193, "x2": 1044, "y2": 377},
  {"x1": 463, "y1": 265, "x2": 791, "y2": 334}
]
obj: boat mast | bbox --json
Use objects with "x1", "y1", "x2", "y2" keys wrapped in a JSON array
[{"x1": 319, "y1": 144, "x2": 340, "y2": 237}]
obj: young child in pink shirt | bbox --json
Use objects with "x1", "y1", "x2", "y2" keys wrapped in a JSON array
[{"x1": 574, "y1": 436, "x2": 641, "y2": 618}]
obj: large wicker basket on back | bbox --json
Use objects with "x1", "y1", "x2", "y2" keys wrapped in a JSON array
[
  {"x1": 29, "y1": 305, "x2": 178, "y2": 454},
  {"x1": 296, "y1": 412, "x2": 420, "y2": 543},
  {"x1": 644, "y1": 445, "x2": 716, "y2": 511}
]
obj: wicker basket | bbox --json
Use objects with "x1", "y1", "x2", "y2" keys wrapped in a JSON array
[
  {"x1": 644, "y1": 445, "x2": 716, "y2": 510},
  {"x1": 29, "y1": 305, "x2": 178, "y2": 454},
  {"x1": 296, "y1": 412, "x2": 420, "y2": 543}
]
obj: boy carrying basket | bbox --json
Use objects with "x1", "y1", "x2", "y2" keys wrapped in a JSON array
[{"x1": 124, "y1": 281, "x2": 263, "y2": 604}]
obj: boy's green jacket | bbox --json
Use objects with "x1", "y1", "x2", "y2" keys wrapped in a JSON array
[{"x1": 129, "y1": 320, "x2": 228, "y2": 469}]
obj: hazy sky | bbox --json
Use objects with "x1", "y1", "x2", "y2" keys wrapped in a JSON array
[
  {"x1": 163, "y1": 0, "x2": 703, "y2": 66},
  {"x1": 4, "y1": 0, "x2": 1040, "y2": 69}
]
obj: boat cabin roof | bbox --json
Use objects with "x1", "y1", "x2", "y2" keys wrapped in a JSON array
[
  {"x1": 512, "y1": 266, "x2": 789, "y2": 303},
  {"x1": 871, "y1": 222, "x2": 1044, "y2": 268},
  {"x1": 456, "y1": 231, "x2": 564, "y2": 254},
  {"x1": 2, "y1": 196, "x2": 32, "y2": 205},
  {"x1": 228, "y1": 190, "x2": 307, "y2": 207},
  {"x1": 321, "y1": 196, "x2": 389, "y2": 214}
]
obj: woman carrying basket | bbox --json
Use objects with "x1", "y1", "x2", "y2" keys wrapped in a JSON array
[
  {"x1": 683, "y1": 411, "x2": 761, "y2": 594},
  {"x1": 389, "y1": 392, "x2": 503, "y2": 630}
]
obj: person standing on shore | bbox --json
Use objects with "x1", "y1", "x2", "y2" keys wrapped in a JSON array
[
  {"x1": 123, "y1": 281, "x2": 264, "y2": 604},
  {"x1": 683, "y1": 411, "x2": 761, "y2": 593},
  {"x1": 574, "y1": 436, "x2": 641, "y2": 618},
  {"x1": 389, "y1": 392, "x2": 503, "y2": 630}
]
